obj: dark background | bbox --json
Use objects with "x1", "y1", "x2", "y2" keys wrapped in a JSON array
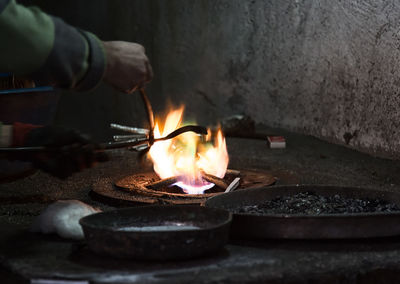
[{"x1": 18, "y1": 0, "x2": 400, "y2": 159}]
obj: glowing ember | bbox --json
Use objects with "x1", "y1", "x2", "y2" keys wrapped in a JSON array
[{"x1": 148, "y1": 106, "x2": 229, "y2": 194}]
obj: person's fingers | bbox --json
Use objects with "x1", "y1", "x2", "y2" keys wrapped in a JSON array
[
  {"x1": 103, "y1": 41, "x2": 153, "y2": 93},
  {"x1": 124, "y1": 63, "x2": 152, "y2": 93}
]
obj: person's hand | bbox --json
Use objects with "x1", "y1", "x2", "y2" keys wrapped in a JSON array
[
  {"x1": 22, "y1": 126, "x2": 109, "y2": 179},
  {"x1": 102, "y1": 41, "x2": 153, "y2": 93}
]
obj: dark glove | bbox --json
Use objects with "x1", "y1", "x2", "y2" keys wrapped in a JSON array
[{"x1": 22, "y1": 126, "x2": 109, "y2": 179}]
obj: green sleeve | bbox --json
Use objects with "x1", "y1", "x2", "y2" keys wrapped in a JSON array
[{"x1": 0, "y1": 0, "x2": 106, "y2": 91}]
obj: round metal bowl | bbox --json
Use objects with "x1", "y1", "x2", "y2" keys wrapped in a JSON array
[
  {"x1": 79, "y1": 205, "x2": 232, "y2": 260},
  {"x1": 205, "y1": 185, "x2": 400, "y2": 239}
]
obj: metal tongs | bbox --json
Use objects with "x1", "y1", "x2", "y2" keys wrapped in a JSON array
[
  {"x1": 107, "y1": 88, "x2": 206, "y2": 152},
  {"x1": 107, "y1": 124, "x2": 207, "y2": 151},
  {"x1": 0, "y1": 88, "x2": 207, "y2": 154}
]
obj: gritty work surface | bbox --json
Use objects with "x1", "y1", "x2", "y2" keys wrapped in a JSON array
[
  {"x1": 4, "y1": 227, "x2": 400, "y2": 284},
  {"x1": 236, "y1": 191, "x2": 400, "y2": 215},
  {"x1": 3, "y1": 131, "x2": 400, "y2": 282}
]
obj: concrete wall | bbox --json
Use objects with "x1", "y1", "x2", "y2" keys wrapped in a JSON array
[{"x1": 21, "y1": 0, "x2": 400, "y2": 159}]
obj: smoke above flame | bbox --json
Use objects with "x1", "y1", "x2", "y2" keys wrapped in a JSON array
[{"x1": 148, "y1": 106, "x2": 229, "y2": 194}]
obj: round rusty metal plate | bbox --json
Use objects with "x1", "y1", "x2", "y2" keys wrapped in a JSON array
[{"x1": 90, "y1": 169, "x2": 276, "y2": 206}]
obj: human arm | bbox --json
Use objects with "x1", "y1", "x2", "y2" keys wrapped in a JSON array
[{"x1": 0, "y1": 0, "x2": 152, "y2": 92}]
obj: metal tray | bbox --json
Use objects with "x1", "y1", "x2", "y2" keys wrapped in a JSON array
[
  {"x1": 79, "y1": 205, "x2": 231, "y2": 260},
  {"x1": 205, "y1": 185, "x2": 400, "y2": 239}
]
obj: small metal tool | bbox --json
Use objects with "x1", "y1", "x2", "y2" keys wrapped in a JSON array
[
  {"x1": 129, "y1": 144, "x2": 150, "y2": 152},
  {"x1": 113, "y1": 134, "x2": 147, "y2": 141},
  {"x1": 110, "y1": 88, "x2": 155, "y2": 153},
  {"x1": 103, "y1": 125, "x2": 207, "y2": 150},
  {"x1": 110, "y1": 123, "x2": 149, "y2": 135},
  {"x1": 139, "y1": 88, "x2": 155, "y2": 143}
]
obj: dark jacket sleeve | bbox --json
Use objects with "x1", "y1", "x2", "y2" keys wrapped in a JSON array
[{"x1": 0, "y1": 0, "x2": 106, "y2": 91}]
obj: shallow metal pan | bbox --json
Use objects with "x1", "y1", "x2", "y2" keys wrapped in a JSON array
[
  {"x1": 79, "y1": 205, "x2": 231, "y2": 260},
  {"x1": 205, "y1": 185, "x2": 400, "y2": 239}
]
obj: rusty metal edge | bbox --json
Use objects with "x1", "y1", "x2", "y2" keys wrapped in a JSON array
[{"x1": 205, "y1": 185, "x2": 400, "y2": 239}]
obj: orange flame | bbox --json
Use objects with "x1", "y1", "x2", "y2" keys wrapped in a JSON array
[{"x1": 148, "y1": 106, "x2": 229, "y2": 194}]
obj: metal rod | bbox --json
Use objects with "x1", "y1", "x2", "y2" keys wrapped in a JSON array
[
  {"x1": 225, "y1": 177, "x2": 241, "y2": 193},
  {"x1": 110, "y1": 123, "x2": 149, "y2": 135},
  {"x1": 0, "y1": 146, "x2": 45, "y2": 153},
  {"x1": 129, "y1": 144, "x2": 150, "y2": 152},
  {"x1": 154, "y1": 125, "x2": 207, "y2": 142},
  {"x1": 200, "y1": 171, "x2": 228, "y2": 189},
  {"x1": 102, "y1": 138, "x2": 149, "y2": 150},
  {"x1": 146, "y1": 176, "x2": 184, "y2": 190},
  {"x1": 226, "y1": 169, "x2": 241, "y2": 176},
  {"x1": 139, "y1": 88, "x2": 155, "y2": 145},
  {"x1": 113, "y1": 134, "x2": 147, "y2": 141}
]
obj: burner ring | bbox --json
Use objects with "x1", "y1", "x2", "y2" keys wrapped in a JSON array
[
  {"x1": 115, "y1": 172, "x2": 223, "y2": 199},
  {"x1": 91, "y1": 169, "x2": 276, "y2": 206}
]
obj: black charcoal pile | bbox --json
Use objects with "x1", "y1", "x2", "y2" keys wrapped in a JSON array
[{"x1": 236, "y1": 192, "x2": 400, "y2": 215}]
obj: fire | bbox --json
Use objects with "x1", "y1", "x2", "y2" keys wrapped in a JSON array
[{"x1": 148, "y1": 106, "x2": 229, "y2": 194}]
